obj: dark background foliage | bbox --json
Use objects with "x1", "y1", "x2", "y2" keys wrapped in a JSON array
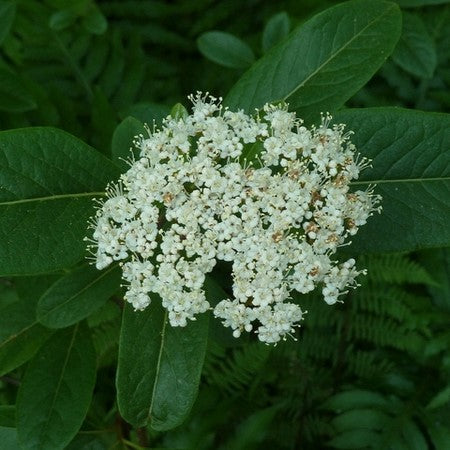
[{"x1": 0, "y1": 0, "x2": 449, "y2": 449}]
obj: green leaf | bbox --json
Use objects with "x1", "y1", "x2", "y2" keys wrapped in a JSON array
[
  {"x1": 0, "y1": 427, "x2": 19, "y2": 449},
  {"x1": 111, "y1": 116, "x2": 146, "y2": 170},
  {"x1": 49, "y1": 9, "x2": 77, "y2": 31},
  {"x1": 426, "y1": 385, "x2": 450, "y2": 410},
  {"x1": 0, "y1": 1, "x2": 16, "y2": 45},
  {"x1": 37, "y1": 264, "x2": 121, "y2": 329},
  {"x1": 225, "y1": 0, "x2": 401, "y2": 122},
  {"x1": 197, "y1": 31, "x2": 255, "y2": 69},
  {"x1": 334, "y1": 108, "x2": 450, "y2": 253},
  {"x1": 17, "y1": 323, "x2": 97, "y2": 450},
  {"x1": 392, "y1": 13, "x2": 437, "y2": 79},
  {"x1": 262, "y1": 12, "x2": 290, "y2": 53},
  {"x1": 117, "y1": 299, "x2": 209, "y2": 430},
  {"x1": 0, "y1": 287, "x2": 53, "y2": 376},
  {"x1": 331, "y1": 408, "x2": 390, "y2": 431},
  {"x1": 0, "y1": 127, "x2": 121, "y2": 275},
  {"x1": 394, "y1": 0, "x2": 450, "y2": 6},
  {"x1": 328, "y1": 429, "x2": 381, "y2": 448},
  {"x1": 0, "y1": 66, "x2": 37, "y2": 113},
  {"x1": 0, "y1": 405, "x2": 15, "y2": 427},
  {"x1": 170, "y1": 103, "x2": 188, "y2": 121},
  {"x1": 82, "y1": 7, "x2": 108, "y2": 35},
  {"x1": 322, "y1": 389, "x2": 389, "y2": 411}
]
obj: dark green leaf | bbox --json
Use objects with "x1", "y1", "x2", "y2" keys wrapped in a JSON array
[
  {"x1": 322, "y1": 389, "x2": 389, "y2": 411},
  {"x1": 82, "y1": 7, "x2": 108, "y2": 35},
  {"x1": 0, "y1": 406, "x2": 15, "y2": 427},
  {"x1": 0, "y1": 1, "x2": 16, "y2": 45},
  {"x1": 197, "y1": 31, "x2": 255, "y2": 69},
  {"x1": 120, "y1": 102, "x2": 170, "y2": 124},
  {"x1": 328, "y1": 429, "x2": 381, "y2": 448},
  {"x1": 0, "y1": 289, "x2": 53, "y2": 376},
  {"x1": 395, "y1": 0, "x2": 450, "y2": 6},
  {"x1": 48, "y1": 9, "x2": 77, "y2": 31},
  {"x1": 17, "y1": 323, "x2": 97, "y2": 450},
  {"x1": 392, "y1": 13, "x2": 437, "y2": 79},
  {"x1": 225, "y1": 0, "x2": 401, "y2": 122},
  {"x1": 37, "y1": 264, "x2": 121, "y2": 328},
  {"x1": 262, "y1": 12, "x2": 290, "y2": 53},
  {"x1": 111, "y1": 116, "x2": 146, "y2": 170},
  {"x1": 334, "y1": 108, "x2": 450, "y2": 253},
  {"x1": 117, "y1": 298, "x2": 209, "y2": 430},
  {"x1": 0, "y1": 66, "x2": 37, "y2": 113},
  {"x1": 0, "y1": 127, "x2": 121, "y2": 275}
]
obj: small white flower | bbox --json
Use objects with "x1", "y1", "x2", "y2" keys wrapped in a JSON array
[{"x1": 87, "y1": 93, "x2": 381, "y2": 344}]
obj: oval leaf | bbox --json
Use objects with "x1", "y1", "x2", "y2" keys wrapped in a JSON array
[
  {"x1": 225, "y1": 0, "x2": 402, "y2": 121},
  {"x1": 0, "y1": 127, "x2": 121, "y2": 275},
  {"x1": 392, "y1": 13, "x2": 437, "y2": 79},
  {"x1": 37, "y1": 264, "x2": 121, "y2": 328},
  {"x1": 197, "y1": 31, "x2": 255, "y2": 69},
  {"x1": 116, "y1": 298, "x2": 209, "y2": 430},
  {"x1": 262, "y1": 11, "x2": 290, "y2": 53},
  {"x1": 334, "y1": 108, "x2": 450, "y2": 253},
  {"x1": 17, "y1": 322, "x2": 96, "y2": 450}
]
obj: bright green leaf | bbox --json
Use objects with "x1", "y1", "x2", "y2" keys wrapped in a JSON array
[
  {"x1": 0, "y1": 1, "x2": 16, "y2": 45},
  {"x1": 17, "y1": 323, "x2": 97, "y2": 450},
  {"x1": 392, "y1": 13, "x2": 437, "y2": 79},
  {"x1": 262, "y1": 12, "x2": 290, "y2": 53},
  {"x1": 117, "y1": 299, "x2": 209, "y2": 430},
  {"x1": 170, "y1": 103, "x2": 188, "y2": 121},
  {"x1": 225, "y1": 0, "x2": 401, "y2": 122},
  {"x1": 197, "y1": 31, "x2": 255, "y2": 69},
  {"x1": 334, "y1": 108, "x2": 450, "y2": 253},
  {"x1": 0, "y1": 127, "x2": 121, "y2": 275},
  {"x1": 37, "y1": 264, "x2": 121, "y2": 329}
]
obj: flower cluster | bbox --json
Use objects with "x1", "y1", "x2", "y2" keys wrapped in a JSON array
[{"x1": 87, "y1": 93, "x2": 381, "y2": 344}]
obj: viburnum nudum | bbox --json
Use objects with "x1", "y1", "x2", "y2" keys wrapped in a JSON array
[{"x1": 86, "y1": 93, "x2": 381, "y2": 344}]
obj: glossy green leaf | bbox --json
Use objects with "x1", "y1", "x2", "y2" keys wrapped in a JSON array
[
  {"x1": 37, "y1": 264, "x2": 121, "y2": 328},
  {"x1": 0, "y1": 1, "x2": 16, "y2": 45},
  {"x1": 0, "y1": 127, "x2": 121, "y2": 275},
  {"x1": 197, "y1": 31, "x2": 255, "y2": 69},
  {"x1": 335, "y1": 108, "x2": 450, "y2": 253},
  {"x1": 225, "y1": 0, "x2": 401, "y2": 121},
  {"x1": 0, "y1": 66, "x2": 37, "y2": 113},
  {"x1": 111, "y1": 116, "x2": 146, "y2": 170},
  {"x1": 262, "y1": 12, "x2": 290, "y2": 52},
  {"x1": 117, "y1": 298, "x2": 209, "y2": 430},
  {"x1": 17, "y1": 323, "x2": 96, "y2": 450},
  {"x1": 392, "y1": 13, "x2": 437, "y2": 79}
]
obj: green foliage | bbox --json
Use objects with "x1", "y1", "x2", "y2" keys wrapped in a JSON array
[
  {"x1": 335, "y1": 108, "x2": 450, "y2": 253},
  {"x1": 117, "y1": 300, "x2": 209, "y2": 431},
  {"x1": 0, "y1": 0, "x2": 449, "y2": 448},
  {"x1": 225, "y1": 0, "x2": 402, "y2": 122}
]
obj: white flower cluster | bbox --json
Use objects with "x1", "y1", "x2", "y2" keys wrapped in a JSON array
[{"x1": 87, "y1": 93, "x2": 381, "y2": 344}]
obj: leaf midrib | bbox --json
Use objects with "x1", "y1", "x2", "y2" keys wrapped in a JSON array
[
  {"x1": 0, "y1": 191, "x2": 105, "y2": 206},
  {"x1": 351, "y1": 176, "x2": 450, "y2": 186},
  {"x1": 281, "y1": 3, "x2": 396, "y2": 103},
  {"x1": 38, "y1": 265, "x2": 117, "y2": 324},
  {"x1": 38, "y1": 324, "x2": 79, "y2": 448},
  {"x1": 148, "y1": 311, "x2": 168, "y2": 421}
]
